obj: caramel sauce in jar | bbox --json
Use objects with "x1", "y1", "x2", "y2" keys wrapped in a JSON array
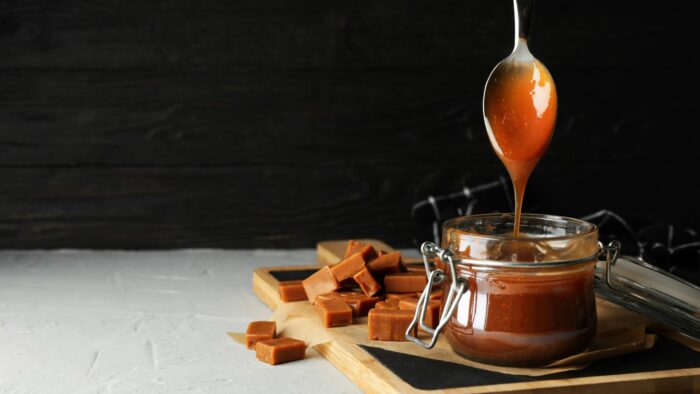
[{"x1": 440, "y1": 213, "x2": 598, "y2": 367}]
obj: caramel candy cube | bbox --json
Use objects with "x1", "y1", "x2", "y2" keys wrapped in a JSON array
[
  {"x1": 406, "y1": 264, "x2": 427, "y2": 273},
  {"x1": 345, "y1": 294, "x2": 381, "y2": 317},
  {"x1": 375, "y1": 298, "x2": 400, "y2": 309},
  {"x1": 368, "y1": 309, "x2": 416, "y2": 341},
  {"x1": 315, "y1": 291, "x2": 345, "y2": 302},
  {"x1": 278, "y1": 280, "x2": 308, "y2": 302},
  {"x1": 367, "y1": 251, "x2": 404, "y2": 275},
  {"x1": 353, "y1": 268, "x2": 381, "y2": 296},
  {"x1": 315, "y1": 300, "x2": 353, "y2": 327},
  {"x1": 409, "y1": 290, "x2": 442, "y2": 301},
  {"x1": 316, "y1": 290, "x2": 360, "y2": 302},
  {"x1": 246, "y1": 321, "x2": 276, "y2": 350},
  {"x1": 339, "y1": 278, "x2": 359, "y2": 290},
  {"x1": 302, "y1": 266, "x2": 340, "y2": 304},
  {"x1": 330, "y1": 253, "x2": 366, "y2": 282},
  {"x1": 344, "y1": 240, "x2": 378, "y2": 261},
  {"x1": 356, "y1": 244, "x2": 378, "y2": 262},
  {"x1": 344, "y1": 239, "x2": 367, "y2": 258},
  {"x1": 317, "y1": 291, "x2": 379, "y2": 317},
  {"x1": 385, "y1": 292, "x2": 416, "y2": 300},
  {"x1": 384, "y1": 273, "x2": 428, "y2": 293},
  {"x1": 316, "y1": 289, "x2": 365, "y2": 300},
  {"x1": 399, "y1": 296, "x2": 441, "y2": 329},
  {"x1": 256, "y1": 338, "x2": 306, "y2": 365},
  {"x1": 429, "y1": 289, "x2": 442, "y2": 300}
]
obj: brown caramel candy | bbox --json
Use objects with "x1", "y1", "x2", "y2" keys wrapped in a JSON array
[
  {"x1": 330, "y1": 253, "x2": 365, "y2": 282},
  {"x1": 399, "y1": 296, "x2": 441, "y2": 329},
  {"x1": 246, "y1": 321, "x2": 276, "y2": 349},
  {"x1": 385, "y1": 292, "x2": 416, "y2": 300},
  {"x1": 315, "y1": 300, "x2": 353, "y2": 327},
  {"x1": 384, "y1": 273, "x2": 427, "y2": 293},
  {"x1": 367, "y1": 251, "x2": 404, "y2": 275},
  {"x1": 317, "y1": 291, "x2": 380, "y2": 317},
  {"x1": 316, "y1": 289, "x2": 368, "y2": 301},
  {"x1": 368, "y1": 308, "x2": 416, "y2": 341},
  {"x1": 302, "y1": 266, "x2": 340, "y2": 304},
  {"x1": 338, "y1": 278, "x2": 358, "y2": 290},
  {"x1": 344, "y1": 240, "x2": 379, "y2": 260},
  {"x1": 375, "y1": 298, "x2": 400, "y2": 309},
  {"x1": 316, "y1": 290, "x2": 350, "y2": 302},
  {"x1": 407, "y1": 290, "x2": 441, "y2": 300},
  {"x1": 356, "y1": 244, "x2": 378, "y2": 262},
  {"x1": 344, "y1": 239, "x2": 366, "y2": 258},
  {"x1": 405, "y1": 264, "x2": 427, "y2": 273},
  {"x1": 345, "y1": 295, "x2": 381, "y2": 317},
  {"x1": 278, "y1": 280, "x2": 308, "y2": 302},
  {"x1": 353, "y1": 268, "x2": 381, "y2": 296},
  {"x1": 428, "y1": 289, "x2": 442, "y2": 300},
  {"x1": 256, "y1": 337, "x2": 306, "y2": 365}
]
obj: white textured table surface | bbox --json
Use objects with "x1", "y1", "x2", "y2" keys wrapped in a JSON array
[{"x1": 0, "y1": 249, "x2": 361, "y2": 394}]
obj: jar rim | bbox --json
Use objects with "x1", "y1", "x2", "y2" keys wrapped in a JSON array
[
  {"x1": 442, "y1": 213, "x2": 598, "y2": 242},
  {"x1": 452, "y1": 254, "x2": 600, "y2": 269}
]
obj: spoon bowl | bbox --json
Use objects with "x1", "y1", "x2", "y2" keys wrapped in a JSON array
[{"x1": 484, "y1": 40, "x2": 557, "y2": 168}]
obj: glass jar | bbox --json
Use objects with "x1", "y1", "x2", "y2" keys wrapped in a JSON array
[{"x1": 408, "y1": 213, "x2": 600, "y2": 367}]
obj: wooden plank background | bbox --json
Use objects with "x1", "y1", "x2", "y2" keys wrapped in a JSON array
[{"x1": 0, "y1": 1, "x2": 698, "y2": 248}]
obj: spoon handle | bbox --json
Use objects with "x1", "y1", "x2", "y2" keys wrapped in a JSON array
[{"x1": 513, "y1": 0, "x2": 534, "y2": 45}]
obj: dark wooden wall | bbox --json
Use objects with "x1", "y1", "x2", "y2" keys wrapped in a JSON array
[{"x1": 0, "y1": 1, "x2": 698, "y2": 248}]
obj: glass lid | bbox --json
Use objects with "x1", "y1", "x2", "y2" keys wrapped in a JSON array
[{"x1": 596, "y1": 242, "x2": 700, "y2": 341}]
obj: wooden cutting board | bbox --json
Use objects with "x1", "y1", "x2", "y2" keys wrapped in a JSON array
[
  {"x1": 251, "y1": 240, "x2": 700, "y2": 393},
  {"x1": 315, "y1": 239, "x2": 397, "y2": 266}
]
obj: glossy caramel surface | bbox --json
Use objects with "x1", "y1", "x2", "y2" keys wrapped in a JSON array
[
  {"x1": 440, "y1": 214, "x2": 599, "y2": 366},
  {"x1": 443, "y1": 263, "x2": 596, "y2": 367},
  {"x1": 484, "y1": 49, "x2": 557, "y2": 236}
]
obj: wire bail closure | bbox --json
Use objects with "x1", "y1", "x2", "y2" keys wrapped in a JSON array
[
  {"x1": 405, "y1": 242, "x2": 468, "y2": 348},
  {"x1": 601, "y1": 240, "x2": 622, "y2": 289},
  {"x1": 596, "y1": 240, "x2": 700, "y2": 340}
]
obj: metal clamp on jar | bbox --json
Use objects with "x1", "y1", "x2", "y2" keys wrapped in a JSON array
[{"x1": 405, "y1": 242, "x2": 468, "y2": 350}]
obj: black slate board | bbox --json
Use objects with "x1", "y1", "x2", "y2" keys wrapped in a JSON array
[
  {"x1": 360, "y1": 336, "x2": 700, "y2": 390},
  {"x1": 268, "y1": 269, "x2": 318, "y2": 282}
]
